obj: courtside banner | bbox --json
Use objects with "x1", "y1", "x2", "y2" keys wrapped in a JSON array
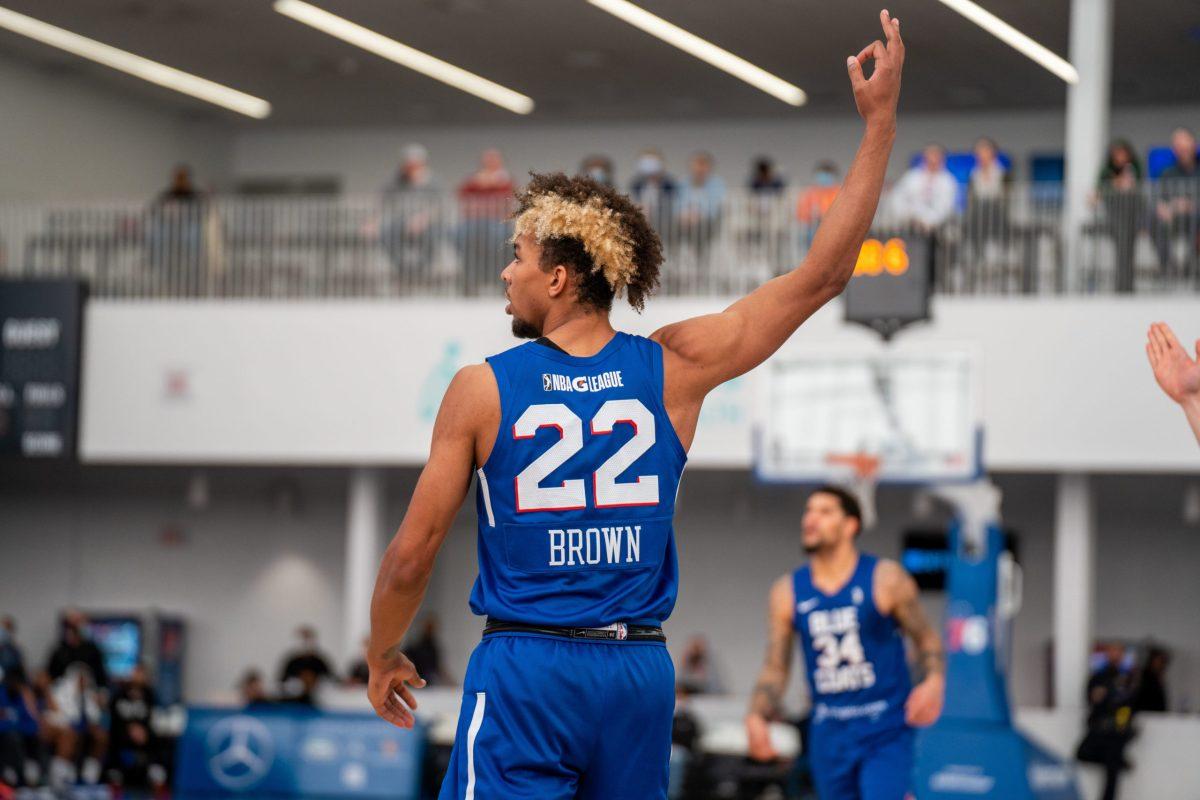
[{"x1": 175, "y1": 706, "x2": 423, "y2": 799}]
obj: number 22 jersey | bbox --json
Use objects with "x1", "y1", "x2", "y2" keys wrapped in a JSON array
[{"x1": 469, "y1": 332, "x2": 688, "y2": 628}]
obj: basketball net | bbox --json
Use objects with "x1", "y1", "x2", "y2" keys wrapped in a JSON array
[{"x1": 825, "y1": 452, "x2": 880, "y2": 532}]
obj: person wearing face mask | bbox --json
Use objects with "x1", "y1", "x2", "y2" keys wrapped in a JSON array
[
  {"x1": 579, "y1": 155, "x2": 615, "y2": 188},
  {"x1": 797, "y1": 161, "x2": 843, "y2": 227},
  {"x1": 628, "y1": 149, "x2": 678, "y2": 243}
]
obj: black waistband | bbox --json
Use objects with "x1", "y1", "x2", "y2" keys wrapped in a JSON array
[{"x1": 483, "y1": 618, "x2": 666, "y2": 643}]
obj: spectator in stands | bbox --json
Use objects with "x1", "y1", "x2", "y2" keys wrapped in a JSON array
[
  {"x1": 106, "y1": 663, "x2": 165, "y2": 793},
  {"x1": 966, "y1": 137, "x2": 1010, "y2": 259},
  {"x1": 0, "y1": 617, "x2": 26, "y2": 690},
  {"x1": 279, "y1": 626, "x2": 335, "y2": 688},
  {"x1": 1145, "y1": 321, "x2": 1200, "y2": 445},
  {"x1": 1076, "y1": 643, "x2": 1136, "y2": 800},
  {"x1": 1133, "y1": 646, "x2": 1170, "y2": 713},
  {"x1": 676, "y1": 151, "x2": 726, "y2": 269},
  {"x1": 49, "y1": 662, "x2": 108, "y2": 785},
  {"x1": 457, "y1": 148, "x2": 515, "y2": 293},
  {"x1": 890, "y1": 144, "x2": 958, "y2": 233},
  {"x1": 29, "y1": 670, "x2": 74, "y2": 790},
  {"x1": 678, "y1": 634, "x2": 723, "y2": 694},
  {"x1": 579, "y1": 155, "x2": 616, "y2": 188},
  {"x1": 629, "y1": 148, "x2": 678, "y2": 242},
  {"x1": 382, "y1": 143, "x2": 442, "y2": 276},
  {"x1": 748, "y1": 157, "x2": 786, "y2": 195},
  {"x1": 239, "y1": 669, "x2": 274, "y2": 708},
  {"x1": 149, "y1": 164, "x2": 205, "y2": 282},
  {"x1": 797, "y1": 160, "x2": 842, "y2": 230},
  {"x1": 404, "y1": 616, "x2": 449, "y2": 687},
  {"x1": 46, "y1": 613, "x2": 107, "y2": 695},
  {"x1": 1098, "y1": 140, "x2": 1144, "y2": 293},
  {"x1": 1151, "y1": 127, "x2": 1200, "y2": 274}
]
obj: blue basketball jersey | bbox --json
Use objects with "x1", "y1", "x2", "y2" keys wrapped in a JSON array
[
  {"x1": 793, "y1": 553, "x2": 912, "y2": 734},
  {"x1": 469, "y1": 332, "x2": 687, "y2": 627}
]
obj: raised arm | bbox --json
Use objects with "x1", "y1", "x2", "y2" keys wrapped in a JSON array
[
  {"x1": 875, "y1": 559, "x2": 944, "y2": 727},
  {"x1": 367, "y1": 364, "x2": 496, "y2": 728},
  {"x1": 654, "y1": 10, "x2": 904, "y2": 403},
  {"x1": 1146, "y1": 322, "x2": 1200, "y2": 445},
  {"x1": 745, "y1": 575, "x2": 796, "y2": 761}
]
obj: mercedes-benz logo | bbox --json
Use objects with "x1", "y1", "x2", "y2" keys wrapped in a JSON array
[{"x1": 206, "y1": 715, "x2": 275, "y2": 790}]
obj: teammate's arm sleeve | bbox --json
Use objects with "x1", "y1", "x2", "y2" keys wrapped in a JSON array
[
  {"x1": 879, "y1": 560, "x2": 944, "y2": 679},
  {"x1": 652, "y1": 13, "x2": 904, "y2": 399},
  {"x1": 368, "y1": 365, "x2": 488, "y2": 665},
  {"x1": 747, "y1": 575, "x2": 796, "y2": 720}
]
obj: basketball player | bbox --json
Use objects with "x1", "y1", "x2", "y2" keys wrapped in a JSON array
[
  {"x1": 366, "y1": 11, "x2": 905, "y2": 797},
  {"x1": 1146, "y1": 321, "x2": 1200, "y2": 444},
  {"x1": 745, "y1": 486, "x2": 944, "y2": 800}
]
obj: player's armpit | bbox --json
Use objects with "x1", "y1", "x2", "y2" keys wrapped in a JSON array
[{"x1": 747, "y1": 575, "x2": 796, "y2": 720}]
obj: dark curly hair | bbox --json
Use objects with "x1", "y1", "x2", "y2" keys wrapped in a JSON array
[{"x1": 513, "y1": 172, "x2": 662, "y2": 312}]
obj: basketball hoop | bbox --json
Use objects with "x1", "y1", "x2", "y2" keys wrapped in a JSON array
[{"x1": 826, "y1": 451, "x2": 881, "y2": 532}]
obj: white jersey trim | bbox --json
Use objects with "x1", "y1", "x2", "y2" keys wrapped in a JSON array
[
  {"x1": 465, "y1": 691, "x2": 486, "y2": 800},
  {"x1": 477, "y1": 469, "x2": 496, "y2": 528}
]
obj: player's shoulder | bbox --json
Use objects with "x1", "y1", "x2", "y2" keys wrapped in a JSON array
[
  {"x1": 871, "y1": 557, "x2": 917, "y2": 605},
  {"x1": 443, "y1": 363, "x2": 499, "y2": 410},
  {"x1": 768, "y1": 572, "x2": 797, "y2": 604}
]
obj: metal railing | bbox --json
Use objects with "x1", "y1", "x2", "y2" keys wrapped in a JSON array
[{"x1": 0, "y1": 181, "x2": 1196, "y2": 299}]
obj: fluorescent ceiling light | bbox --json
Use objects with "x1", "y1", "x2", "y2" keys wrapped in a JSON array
[
  {"x1": 933, "y1": 0, "x2": 1079, "y2": 84},
  {"x1": 586, "y1": 0, "x2": 805, "y2": 107},
  {"x1": 273, "y1": 0, "x2": 534, "y2": 115},
  {"x1": 0, "y1": 5, "x2": 271, "y2": 118}
]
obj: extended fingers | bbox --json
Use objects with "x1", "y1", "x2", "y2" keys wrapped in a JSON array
[
  {"x1": 1157, "y1": 322, "x2": 1182, "y2": 350},
  {"x1": 880, "y1": 9, "x2": 904, "y2": 61}
]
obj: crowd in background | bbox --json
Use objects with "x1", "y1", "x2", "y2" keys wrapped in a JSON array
[{"x1": 139, "y1": 124, "x2": 1197, "y2": 297}]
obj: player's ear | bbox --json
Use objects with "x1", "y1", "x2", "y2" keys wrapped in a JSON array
[{"x1": 547, "y1": 264, "x2": 570, "y2": 299}]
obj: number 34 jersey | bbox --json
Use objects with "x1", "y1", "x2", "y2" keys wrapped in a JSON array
[
  {"x1": 793, "y1": 554, "x2": 912, "y2": 734},
  {"x1": 469, "y1": 332, "x2": 688, "y2": 628}
]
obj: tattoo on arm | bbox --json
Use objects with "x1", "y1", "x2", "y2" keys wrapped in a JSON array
[
  {"x1": 749, "y1": 615, "x2": 794, "y2": 719},
  {"x1": 893, "y1": 586, "x2": 945, "y2": 678}
]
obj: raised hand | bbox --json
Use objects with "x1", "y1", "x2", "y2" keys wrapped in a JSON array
[
  {"x1": 847, "y1": 9, "x2": 905, "y2": 127},
  {"x1": 1147, "y1": 322, "x2": 1200, "y2": 405},
  {"x1": 368, "y1": 647, "x2": 426, "y2": 729}
]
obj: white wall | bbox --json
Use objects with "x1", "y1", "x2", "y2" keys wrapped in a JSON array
[
  {"x1": 79, "y1": 297, "x2": 1200, "y2": 470},
  {"x1": 231, "y1": 104, "x2": 1200, "y2": 192},
  {"x1": 0, "y1": 55, "x2": 232, "y2": 202}
]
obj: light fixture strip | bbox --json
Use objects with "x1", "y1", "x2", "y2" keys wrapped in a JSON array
[
  {"x1": 273, "y1": 0, "x2": 534, "y2": 115},
  {"x1": 0, "y1": 5, "x2": 271, "y2": 118},
  {"x1": 585, "y1": 0, "x2": 806, "y2": 107},
  {"x1": 933, "y1": 0, "x2": 1079, "y2": 84}
]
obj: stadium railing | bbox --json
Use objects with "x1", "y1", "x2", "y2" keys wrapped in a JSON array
[{"x1": 0, "y1": 181, "x2": 1196, "y2": 299}]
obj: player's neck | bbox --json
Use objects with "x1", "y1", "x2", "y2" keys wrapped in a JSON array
[
  {"x1": 809, "y1": 543, "x2": 859, "y2": 587},
  {"x1": 539, "y1": 309, "x2": 617, "y2": 357}
]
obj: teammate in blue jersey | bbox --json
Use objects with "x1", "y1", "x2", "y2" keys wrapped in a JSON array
[
  {"x1": 745, "y1": 486, "x2": 944, "y2": 800},
  {"x1": 366, "y1": 11, "x2": 905, "y2": 798}
]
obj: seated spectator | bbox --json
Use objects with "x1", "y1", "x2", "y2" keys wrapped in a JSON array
[
  {"x1": 678, "y1": 634, "x2": 723, "y2": 695},
  {"x1": 890, "y1": 144, "x2": 958, "y2": 233},
  {"x1": 239, "y1": 669, "x2": 275, "y2": 708},
  {"x1": 457, "y1": 148, "x2": 515, "y2": 293},
  {"x1": 797, "y1": 161, "x2": 842, "y2": 226},
  {"x1": 629, "y1": 148, "x2": 678, "y2": 241},
  {"x1": 748, "y1": 157, "x2": 786, "y2": 195},
  {"x1": 0, "y1": 617, "x2": 26, "y2": 691},
  {"x1": 1152, "y1": 127, "x2": 1200, "y2": 273},
  {"x1": 29, "y1": 670, "x2": 75, "y2": 790},
  {"x1": 382, "y1": 143, "x2": 442, "y2": 275},
  {"x1": 106, "y1": 663, "x2": 165, "y2": 793},
  {"x1": 676, "y1": 151, "x2": 726, "y2": 268},
  {"x1": 47, "y1": 612, "x2": 108, "y2": 695},
  {"x1": 579, "y1": 155, "x2": 616, "y2": 188},
  {"x1": 966, "y1": 137, "x2": 1011, "y2": 255},
  {"x1": 405, "y1": 617, "x2": 449, "y2": 686},
  {"x1": 1098, "y1": 139, "x2": 1144, "y2": 293},
  {"x1": 278, "y1": 625, "x2": 336, "y2": 692},
  {"x1": 48, "y1": 663, "x2": 107, "y2": 786}
]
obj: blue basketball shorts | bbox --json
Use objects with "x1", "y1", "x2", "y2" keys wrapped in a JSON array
[
  {"x1": 809, "y1": 722, "x2": 914, "y2": 800},
  {"x1": 438, "y1": 632, "x2": 675, "y2": 800}
]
